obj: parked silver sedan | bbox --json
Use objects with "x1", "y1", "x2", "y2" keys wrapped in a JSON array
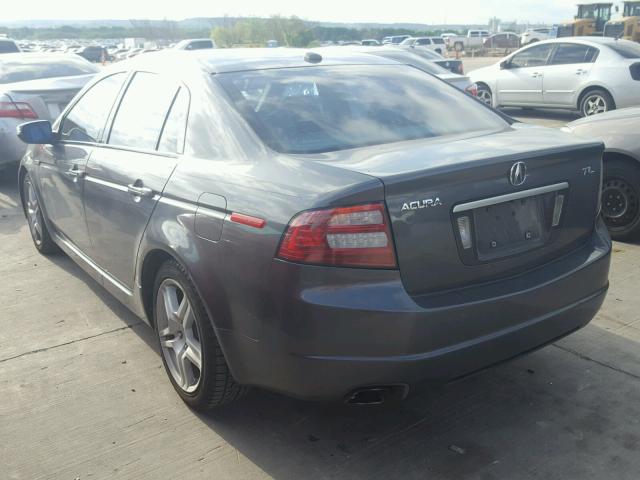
[
  {"x1": 0, "y1": 53, "x2": 98, "y2": 175},
  {"x1": 564, "y1": 107, "x2": 640, "y2": 240},
  {"x1": 469, "y1": 37, "x2": 640, "y2": 117}
]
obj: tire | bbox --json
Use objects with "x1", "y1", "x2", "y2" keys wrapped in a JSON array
[
  {"x1": 601, "y1": 159, "x2": 640, "y2": 241},
  {"x1": 153, "y1": 259, "x2": 248, "y2": 410},
  {"x1": 579, "y1": 88, "x2": 615, "y2": 117},
  {"x1": 22, "y1": 173, "x2": 58, "y2": 255},
  {"x1": 476, "y1": 84, "x2": 493, "y2": 107}
]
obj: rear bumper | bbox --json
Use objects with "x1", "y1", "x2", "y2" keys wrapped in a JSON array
[{"x1": 218, "y1": 219, "x2": 611, "y2": 401}]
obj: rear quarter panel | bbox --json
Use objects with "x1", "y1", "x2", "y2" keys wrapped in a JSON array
[{"x1": 140, "y1": 75, "x2": 384, "y2": 341}]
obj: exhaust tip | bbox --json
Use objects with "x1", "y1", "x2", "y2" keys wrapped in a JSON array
[{"x1": 345, "y1": 385, "x2": 409, "y2": 406}]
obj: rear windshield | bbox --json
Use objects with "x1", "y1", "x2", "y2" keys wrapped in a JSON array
[
  {"x1": 608, "y1": 41, "x2": 640, "y2": 59},
  {"x1": 0, "y1": 55, "x2": 99, "y2": 84},
  {"x1": 0, "y1": 40, "x2": 20, "y2": 54},
  {"x1": 218, "y1": 65, "x2": 507, "y2": 154},
  {"x1": 368, "y1": 51, "x2": 450, "y2": 75}
]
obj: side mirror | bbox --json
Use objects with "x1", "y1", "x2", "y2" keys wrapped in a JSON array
[
  {"x1": 500, "y1": 60, "x2": 511, "y2": 69},
  {"x1": 17, "y1": 120, "x2": 57, "y2": 145}
]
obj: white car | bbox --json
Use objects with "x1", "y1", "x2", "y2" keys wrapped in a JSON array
[
  {"x1": 469, "y1": 37, "x2": 640, "y2": 117},
  {"x1": 400, "y1": 37, "x2": 447, "y2": 55},
  {"x1": 173, "y1": 38, "x2": 216, "y2": 50},
  {"x1": 520, "y1": 28, "x2": 552, "y2": 45}
]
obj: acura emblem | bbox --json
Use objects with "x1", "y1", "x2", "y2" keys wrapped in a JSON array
[{"x1": 509, "y1": 162, "x2": 527, "y2": 186}]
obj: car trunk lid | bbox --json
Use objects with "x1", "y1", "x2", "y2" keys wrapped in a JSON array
[
  {"x1": 2, "y1": 74, "x2": 93, "y2": 120},
  {"x1": 307, "y1": 124, "x2": 604, "y2": 295}
]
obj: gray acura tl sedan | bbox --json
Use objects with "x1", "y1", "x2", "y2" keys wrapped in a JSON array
[{"x1": 17, "y1": 49, "x2": 611, "y2": 410}]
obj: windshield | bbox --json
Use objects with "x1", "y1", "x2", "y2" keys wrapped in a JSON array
[
  {"x1": 578, "y1": 4, "x2": 612, "y2": 19},
  {"x1": 608, "y1": 40, "x2": 640, "y2": 58},
  {"x1": 624, "y1": 3, "x2": 640, "y2": 15},
  {"x1": 218, "y1": 65, "x2": 507, "y2": 154},
  {"x1": 0, "y1": 55, "x2": 99, "y2": 84}
]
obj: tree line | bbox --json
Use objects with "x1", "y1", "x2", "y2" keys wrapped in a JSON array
[
  {"x1": 2, "y1": 16, "x2": 460, "y2": 45},
  {"x1": 211, "y1": 16, "x2": 454, "y2": 47}
]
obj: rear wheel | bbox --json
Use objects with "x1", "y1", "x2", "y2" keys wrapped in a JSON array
[
  {"x1": 580, "y1": 89, "x2": 615, "y2": 117},
  {"x1": 153, "y1": 260, "x2": 248, "y2": 410},
  {"x1": 476, "y1": 84, "x2": 493, "y2": 107},
  {"x1": 602, "y1": 159, "x2": 640, "y2": 241},
  {"x1": 22, "y1": 173, "x2": 58, "y2": 254}
]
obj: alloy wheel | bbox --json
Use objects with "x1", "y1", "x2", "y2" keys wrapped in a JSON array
[
  {"x1": 602, "y1": 177, "x2": 639, "y2": 231},
  {"x1": 583, "y1": 94, "x2": 607, "y2": 116},
  {"x1": 477, "y1": 88, "x2": 492, "y2": 106},
  {"x1": 156, "y1": 279, "x2": 203, "y2": 393},
  {"x1": 25, "y1": 177, "x2": 43, "y2": 246}
]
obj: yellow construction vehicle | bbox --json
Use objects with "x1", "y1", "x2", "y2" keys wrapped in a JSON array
[
  {"x1": 604, "y1": 1, "x2": 640, "y2": 41},
  {"x1": 554, "y1": 3, "x2": 613, "y2": 37}
]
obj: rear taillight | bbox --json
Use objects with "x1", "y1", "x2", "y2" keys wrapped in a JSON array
[
  {"x1": 630, "y1": 63, "x2": 640, "y2": 81},
  {"x1": 465, "y1": 83, "x2": 478, "y2": 96},
  {"x1": 0, "y1": 101, "x2": 38, "y2": 119},
  {"x1": 277, "y1": 203, "x2": 397, "y2": 268}
]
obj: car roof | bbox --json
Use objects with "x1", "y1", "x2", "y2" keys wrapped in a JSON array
[
  {"x1": 534, "y1": 36, "x2": 633, "y2": 48},
  {"x1": 120, "y1": 48, "x2": 399, "y2": 74}
]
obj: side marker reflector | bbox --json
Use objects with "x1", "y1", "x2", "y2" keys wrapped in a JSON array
[{"x1": 230, "y1": 212, "x2": 266, "y2": 229}]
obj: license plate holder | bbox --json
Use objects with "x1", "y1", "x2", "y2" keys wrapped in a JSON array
[{"x1": 473, "y1": 195, "x2": 550, "y2": 261}]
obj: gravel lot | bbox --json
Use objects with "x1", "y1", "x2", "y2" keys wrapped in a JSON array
[{"x1": 1, "y1": 86, "x2": 640, "y2": 479}]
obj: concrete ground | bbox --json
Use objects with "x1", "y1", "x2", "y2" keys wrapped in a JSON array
[{"x1": 2, "y1": 104, "x2": 640, "y2": 480}]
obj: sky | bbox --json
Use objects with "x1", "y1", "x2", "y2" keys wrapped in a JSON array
[{"x1": 3, "y1": 0, "x2": 581, "y2": 25}]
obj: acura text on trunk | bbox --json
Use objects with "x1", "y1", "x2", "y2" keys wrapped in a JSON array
[{"x1": 17, "y1": 49, "x2": 611, "y2": 410}]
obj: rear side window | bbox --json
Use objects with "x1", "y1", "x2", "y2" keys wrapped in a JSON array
[
  {"x1": 0, "y1": 40, "x2": 19, "y2": 54},
  {"x1": 416, "y1": 38, "x2": 432, "y2": 45},
  {"x1": 158, "y1": 88, "x2": 190, "y2": 154},
  {"x1": 551, "y1": 44, "x2": 599, "y2": 65},
  {"x1": 510, "y1": 44, "x2": 554, "y2": 68},
  {"x1": 108, "y1": 72, "x2": 179, "y2": 150},
  {"x1": 60, "y1": 72, "x2": 126, "y2": 143},
  {"x1": 432, "y1": 38, "x2": 445, "y2": 44},
  {"x1": 608, "y1": 41, "x2": 640, "y2": 59},
  {"x1": 188, "y1": 40, "x2": 214, "y2": 50},
  {"x1": 218, "y1": 65, "x2": 508, "y2": 154}
]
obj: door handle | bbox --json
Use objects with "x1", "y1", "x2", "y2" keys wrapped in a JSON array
[
  {"x1": 575, "y1": 69, "x2": 587, "y2": 75},
  {"x1": 531, "y1": 72, "x2": 543, "y2": 78},
  {"x1": 127, "y1": 183, "x2": 154, "y2": 198}
]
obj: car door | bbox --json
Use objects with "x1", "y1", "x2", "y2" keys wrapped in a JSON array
[
  {"x1": 543, "y1": 43, "x2": 599, "y2": 106},
  {"x1": 496, "y1": 43, "x2": 554, "y2": 106},
  {"x1": 82, "y1": 71, "x2": 189, "y2": 291},
  {"x1": 36, "y1": 72, "x2": 127, "y2": 254}
]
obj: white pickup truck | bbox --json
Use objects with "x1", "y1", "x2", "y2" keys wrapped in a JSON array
[{"x1": 446, "y1": 30, "x2": 490, "y2": 52}]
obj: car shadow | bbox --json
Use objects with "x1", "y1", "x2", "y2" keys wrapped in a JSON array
[
  {"x1": 189, "y1": 324, "x2": 640, "y2": 480},
  {"x1": 501, "y1": 107, "x2": 581, "y2": 124}
]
